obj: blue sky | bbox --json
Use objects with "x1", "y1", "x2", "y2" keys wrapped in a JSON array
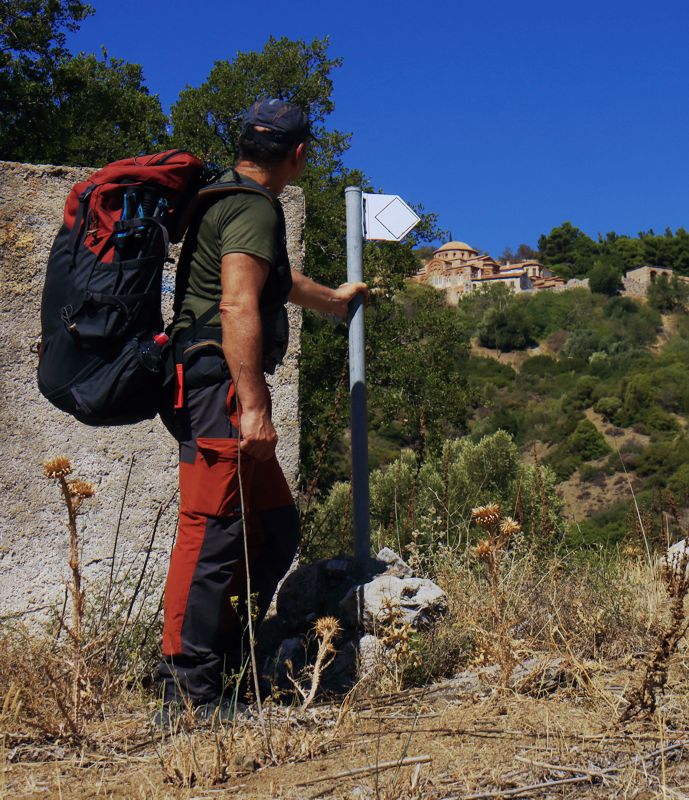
[{"x1": 68, "y1": 0, "x2": 689, "y2": 256}]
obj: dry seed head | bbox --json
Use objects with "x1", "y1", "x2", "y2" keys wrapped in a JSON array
[
  {"x1": 499, "y1": 516, "x2": 521, "y2": 538},
  {"x1": 475, "y1": 538, "x2": 493, "y2": 559},
  {"x1": 42, "y1": 456, "x2": 72, "y2": 479},
  {"x1": 622, "y1": 543, "x2": 643, "y2": 559},
  {"x1": 471, "y1": 504, "x2": 501, "y2": 528},
  {"x1": 314, "y1": 616, "x2": 341, "y2": 639},
  {"x1": 68, "y1": 480, "x2": 95, "y2": 498}
]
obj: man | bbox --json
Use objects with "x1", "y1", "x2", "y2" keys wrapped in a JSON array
[{"x1": 157, "y1": 98, "x2": 367, "y2": 723}]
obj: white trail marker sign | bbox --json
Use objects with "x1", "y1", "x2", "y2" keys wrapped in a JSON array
[{"x1": 362, "y1": 193, "x2": 421, "y2": 242}]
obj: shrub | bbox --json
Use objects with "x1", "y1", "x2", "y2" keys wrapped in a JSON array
[
  {"x1": 520, "y1": 355, "x2": 564, "y2": 377},
  {"x1": 618, "y1": 374, "x2": 655, "y2": 426},
  {"x1": 562, "y1": 376, "x2": 601, "y2": 412},
  {"x1": 467, "y1": 356, "x2": 517, "y2": 386},
  {"x1": 579, "y1": 460, "x2": 616, "y2": 481},
  {"x1": 594, "y1": 395, "x2": 623, "y2": 422},
  {"x1": 566, "y1": 502, "x2": 628, "y2": 547},
  {"x1": 478, "y1": 304, "x2": 536, "y2": 351},
  {"x1": 647, "y1": 273, "x2": 689, "y2": 312},
  {"x1": 561, "y1": 329, "x2": 608, "y2": 361},
  {"x1": 472, "y1": 407, "x2": 527, "y2": 443},
  {"x1": 302, "y1": 481, "x2": 351, "y2": 561},
  {"x1": 668, "y1": 463, "x2": 689, "y2": 501},
  {"x1": 606, "y1": 296, "x2": 640, "y2": 318},
  {"x1": 544, "y1": 450, "x2": 581, "y2": 481},
  {"x1": 303, "y1": 431, "x2": 565, "y2": 562},
  {"x1": 589, "y1": 261, "x2": 622, "y2": 296},
  {"x1": 636, "y1": 435, "x2": 689, "y2": 481},
  {"x1": 644, "y1": 406, "x2": 680, "y2": 433},
  {"x1": 568, "y1": 419, "x2": 611, "y2": 461}
]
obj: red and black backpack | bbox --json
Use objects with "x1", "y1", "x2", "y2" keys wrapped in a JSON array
[
  {"x1": 37, "y1": 149, "x2": 209, "y2": 425},
  {"x1": 37, "y1": 151, "x2": 292, "y2": 426}
]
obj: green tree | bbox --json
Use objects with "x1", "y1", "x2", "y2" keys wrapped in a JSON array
[
  {"x1": 46, "y1": 51, "x2": 168, "y2": 165},
  {"x1": 600, "y1": 232, "x2": 645, "y2": 272},
  {"x1": 477, "y1": 302, "x2": 535, "y2": 351},
  {"x1": 538, "y1": 222, "x2": 599, "y2": 279},
  {"x1": 0, "y1": 0, "x2": 167, "y2": 164},
  {"x1": 588, "y1": 261, "x2": 622, "y2": 296},
  {"x1": 369, "y1": 283, "x2": 471, "y2": 461},
  {"x1": 170, "y1": 37, "x2": 344, "y2": 168},
  {"x1": 647, "y1": 273, "x2": 689, "y2": 312},
  {"x1": 500, "y1": 243, "x2": 539, "y2": 262},
  {"x1": 1, "y1": 0, "x2": 91, "y2": 160}
]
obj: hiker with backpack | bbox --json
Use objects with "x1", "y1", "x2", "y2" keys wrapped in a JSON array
[
  {"x1": 155, "y1": 99, "x2": 367, "y2": 724},
  {"x1": 37, "y1": 97, "x2": 365, "y2": 725}
]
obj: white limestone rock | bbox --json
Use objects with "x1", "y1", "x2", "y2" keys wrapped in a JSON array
[
  {"x1": 340, "y1": 574, "x2": 447, "y2": 632},
  {"x1": 375, "y1": 547, "x2": 413, "y2": 578}
]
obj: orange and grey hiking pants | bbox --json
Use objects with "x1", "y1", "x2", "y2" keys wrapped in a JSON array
[{"x1": 159, "y1": 342, "x2": 300, "y2": 703}]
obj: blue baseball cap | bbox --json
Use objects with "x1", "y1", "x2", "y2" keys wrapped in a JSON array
[{"x1": 241, "y1": 98, "x2": 313, "y2": 145}]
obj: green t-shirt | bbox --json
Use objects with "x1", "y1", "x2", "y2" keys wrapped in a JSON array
[{"x1": 173, "y1": 190, "x2": 279, "y2": 331}]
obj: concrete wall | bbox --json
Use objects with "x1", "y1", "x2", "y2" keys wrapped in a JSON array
[{"x1": 0, "y1": 161, "x2": 304, "y2": 618}]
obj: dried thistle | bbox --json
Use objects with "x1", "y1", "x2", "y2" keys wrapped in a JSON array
[
  {"x1": 472, "y1": 504, "x2": 501, "y2": 529},
  {"x1": 622, "y1": 542, "x2": 643, "y2": 560},
  {"x1": 314, "y1": 615, "x2": 341, "y2": 640},
  {"x1": 471, "y1": 505, "x2": 517, "y2": 688},
  {"x1": 289, "y1": 616, "x2": 341, "y2": 711},
  {"x1": 42, "y1": 457, "x2": 94, "y2": 735},
  {"x1": 67, "y1": 480, "x2": 95, "y2": 499},
  {"x1": 621, "y1": 539, "x2": 689, "y2": 722},
  {"x1": 43, "y1": 456, "x2": 72, "y2": 479},
  {"x1": 499, "y1": 517, "x2": 521, "y2": 539},
  {"x1": 475, "y1": 539, "x2": 493, "y2": 560}
]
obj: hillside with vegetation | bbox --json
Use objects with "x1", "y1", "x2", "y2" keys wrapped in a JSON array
[{"x1": 304, "y1": 272, "x2": 689, "y2": 558}]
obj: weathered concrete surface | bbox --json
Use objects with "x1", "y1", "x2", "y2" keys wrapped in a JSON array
[{"x1": 0, "y1": 161, "x2": 304, "y2": 617}]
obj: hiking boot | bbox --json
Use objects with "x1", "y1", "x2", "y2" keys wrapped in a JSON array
[
  {"x1": 151, "y1": 700, "x2": 186, "y2": 732},
  {"x1": 193, "y1": 697, "x2": 248, "y2": 725}
]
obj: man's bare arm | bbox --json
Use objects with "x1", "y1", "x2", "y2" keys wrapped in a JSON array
[
  {"x1": 289, "y1": 268, "x2": 368, "y2": 317},
  {"x1": 219, "y1": 252, "x2": 277, "y2": 461}
]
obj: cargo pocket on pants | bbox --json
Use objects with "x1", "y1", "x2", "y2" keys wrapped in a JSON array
[{"x1": 180, "y1": 437, "x2": 244, "y2": 517}]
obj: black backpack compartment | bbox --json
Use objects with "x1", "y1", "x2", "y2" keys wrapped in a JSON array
[
  {"x1": 69, "y1": 337, "x2": 162, "y2": 425},
  {"x1": 38, "y1": 221, "x2": 166, "y2": 425}
]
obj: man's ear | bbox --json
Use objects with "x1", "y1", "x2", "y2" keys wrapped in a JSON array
[{"x1": 294, "y1": 141, "x2": 308, "y2": 165}]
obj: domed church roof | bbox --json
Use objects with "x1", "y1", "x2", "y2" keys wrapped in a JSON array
[{"x1": 434, "y1": 241, "x2": 478, "y2": 254}]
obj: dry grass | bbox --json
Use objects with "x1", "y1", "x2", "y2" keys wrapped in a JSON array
[{"x1": 4, "y1": 463, "x2": 689, "y2": 796}]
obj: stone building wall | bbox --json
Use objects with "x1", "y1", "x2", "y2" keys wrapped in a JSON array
[
  {"x1": 0, "y1": 161, "x2": 304, "y2": 618},
  {"x1": 623, "y1": 266, "x2": 674, "y2": 298}
]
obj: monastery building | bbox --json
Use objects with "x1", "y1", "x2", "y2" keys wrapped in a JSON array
[{"x1": 415, "y1": 241, "x2": 565, "y2": 304}]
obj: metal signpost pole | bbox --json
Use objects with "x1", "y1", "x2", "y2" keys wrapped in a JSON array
[{"x1": 345, "y1": 186, "x2": 370, "y2": 565}]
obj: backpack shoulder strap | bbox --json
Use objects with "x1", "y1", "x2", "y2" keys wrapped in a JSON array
[
  {"x1": 195, "y1": 168, "x2": 278, "y2": 208},
  {"x1": 172, "y1": 169, "x2": 281, "y2": 327}
]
